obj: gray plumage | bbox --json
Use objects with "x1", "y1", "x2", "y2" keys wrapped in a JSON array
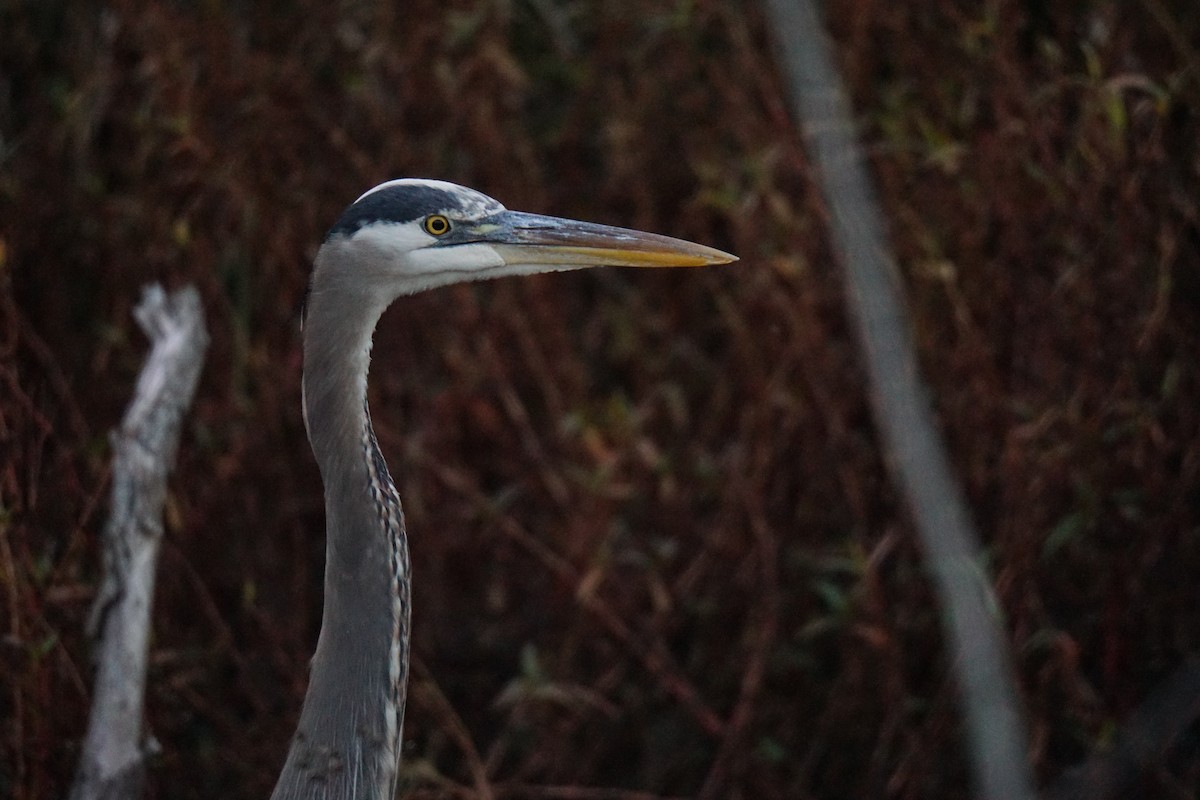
[{"x1": 272, "y1": 179, "x2": 734, "y2": 800}]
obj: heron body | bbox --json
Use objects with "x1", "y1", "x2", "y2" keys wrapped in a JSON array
[{"x1": 272, "y1": 179, "x2": 735, "y2": 800}]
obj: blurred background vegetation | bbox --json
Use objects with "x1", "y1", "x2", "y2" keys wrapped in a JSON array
[{"x1": 2, "y1": 0, "x2": 1198, "y2": 798}]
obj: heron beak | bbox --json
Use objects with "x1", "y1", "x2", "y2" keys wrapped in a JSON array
[{"x1": 471, "y1": 210, "x2": 737, "y2": 268}]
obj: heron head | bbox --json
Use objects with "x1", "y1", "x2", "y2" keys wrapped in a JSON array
[{"x1": 311, "y1": 178, "x2": 737, "y2": 302}]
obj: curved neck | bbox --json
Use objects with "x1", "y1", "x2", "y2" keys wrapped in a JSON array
[{"x1": 272, "y1": 275, "x2": 410, "y2": 800}]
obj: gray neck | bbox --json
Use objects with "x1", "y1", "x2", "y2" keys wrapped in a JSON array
[{"x1": 272, "y1": 267, "x2": 410, "y2": 800}]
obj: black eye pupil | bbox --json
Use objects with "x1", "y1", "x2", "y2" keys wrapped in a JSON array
[{"x1": 428, "y1": 216, "x2": 448, "y2": 234}]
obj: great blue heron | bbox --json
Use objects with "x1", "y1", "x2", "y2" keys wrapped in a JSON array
[{"x1": 272, "y1": 179, "x2": 736, "y2": 800}]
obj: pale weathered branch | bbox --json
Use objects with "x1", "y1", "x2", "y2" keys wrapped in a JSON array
[
  {"x1": 759, "y1": 3, "x2": 1036, "y2": 799},
  {"x1": 1047, "y1": 656, "x2": 1200, "y2": 800},
  {"x1": 70, "y1": 285, "x2": 208, "y2": 800}
]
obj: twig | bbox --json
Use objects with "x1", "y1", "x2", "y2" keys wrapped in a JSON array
[
  {"x1": 428, "y1": 461, "x2": 724, "y2": 737},
  {"x1": 0, "y1": 506, "x2": 26, "y2": 795},
  {"x1": 1046, "y1": 656, "x2": 1200, "y2": 800},
  {"x1": 412, "y1": 658, "x2": 497, "y2": 800},
  {"x1": 496, "y1": 785, "x2": 687, "y2": 800},
  {"x1": 1138, "y1": 0, "x2": 1200, "y2": 103},
  {"x1": 69, "y1": 285, "x2": 208, "y2": 800},
  {"x1": 477, "y1": 337, "x2": 573, "y2": 509},
  {"x1": 697, "y1": 445, "x2": 780, "y2": 799},
  {"x1": 760, "y1": 3, "x2": 1036, "y2": 799}
]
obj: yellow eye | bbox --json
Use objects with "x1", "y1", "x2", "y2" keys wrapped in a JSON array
[{"x1": 424, "y1": 214, "x2": 451, "y2": 236}]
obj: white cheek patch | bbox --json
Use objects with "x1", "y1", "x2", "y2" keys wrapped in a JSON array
[
  {"x1": 331, "y1": 225, "x2": 507, "y2": 296},
  {"x1": 410, "y1": 243, "x2": 504, "y2": 279},
  {"x1": 347, "y1": 226, "x2": 505, "y2": 278},
  {"x1": 351, "y1": 222, "x2": 436, "y2": 256}
]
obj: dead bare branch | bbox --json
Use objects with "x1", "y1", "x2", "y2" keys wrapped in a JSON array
[
  {"x1": 759, "y1": 2, "x2": 1036, "y2": 798},
  {"x1": 69, "y1": 285, "x2": 208, "y2": 800},
  {"x1": 1047, "y1": 656, "x2": 1200, "y2": 800}
]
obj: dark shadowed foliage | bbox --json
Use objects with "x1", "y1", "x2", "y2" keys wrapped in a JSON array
[{"x1": 1, "y1": 1, "x2": 1198, "y2": 798}]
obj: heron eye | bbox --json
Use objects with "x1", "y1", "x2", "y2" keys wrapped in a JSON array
[{"x1": 424, "y1": 214, "x2": 451, "y2": 236}]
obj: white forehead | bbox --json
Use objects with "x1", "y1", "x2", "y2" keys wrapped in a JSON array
[{"x1": 355, "y1": 178, "x2": 507, "y2": 217}]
